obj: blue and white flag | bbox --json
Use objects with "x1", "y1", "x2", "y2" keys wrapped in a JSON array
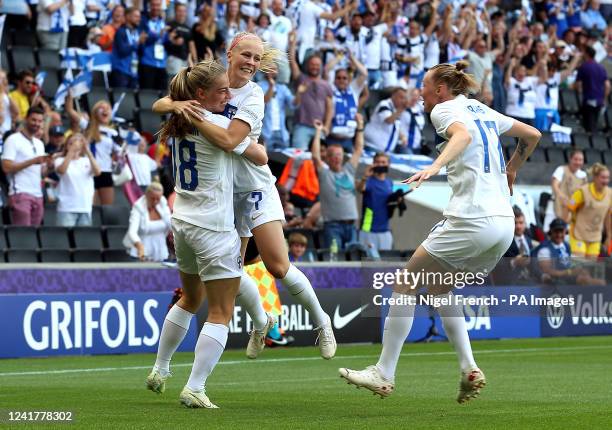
[
  {"x1": 53, "y1": 68, "x2": 73, "y2": 109},
  {"x1": 35, "y1": 71, "x2": 47, "y2": 89},
  {"x1": 70, "y1": 69, "x2": 92, "y2": 98},
  {"x1": 112, "y1": 92, "x2": 126, "y2": 120},
  {"x1": 59, "y1": 48, "x2": 90, "y2": 70},
  {"x1": 88, "y1": 51, "x2": 112, "y2": 72}
]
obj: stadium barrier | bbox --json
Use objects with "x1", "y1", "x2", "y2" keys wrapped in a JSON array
[{"x1": 1, "y1": 264, "x2": 610, "y2": 358}]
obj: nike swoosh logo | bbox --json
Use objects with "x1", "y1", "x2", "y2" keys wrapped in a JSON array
[
  {"x1": 251, "y1": 213, "x2": 263, "y2": 221},
  {"x1": 333, "y1": 304, "x2": 369, "y2": 329}
]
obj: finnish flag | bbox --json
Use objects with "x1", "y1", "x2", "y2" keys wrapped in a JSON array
[
  {"x1": 88, "y1": 52, "x2": 112, "y2": 73},
  {"x1": 60, "y1": 48, "x2": 90, "y2": 70},
  {"x1": 70, "y1": 69, "x2": 93, "y2": 98},
  {"x1": 53, "y1": 68, "x2": 73, "y2": 109},
  {"x1": 35, "y1": 71, "x2": 47, "y2": 89}
]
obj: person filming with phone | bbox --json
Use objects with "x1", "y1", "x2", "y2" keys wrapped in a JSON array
[{"x1": 1, "y1": 107, "x2": 50, "y2": 226}]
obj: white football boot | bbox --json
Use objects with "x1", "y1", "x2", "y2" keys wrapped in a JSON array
[
  {"x1": 246, "y1": 313, "x2": 277, "y2": 359},
  {"x1": 179, "y1": 387, "x2": 219, "y2": 409},
  {"x1": 457, "y1": 368, "x2": 486, "y2": 404},
  {"x1": 146, "y1": 368, "x2": 171, "y2": 394},
  {"x1": 338, "y1": 365, "x2": 395, "y2": 398},
  {"x1": 314, "y1": 318, "x2": 337, "y2": 359}
]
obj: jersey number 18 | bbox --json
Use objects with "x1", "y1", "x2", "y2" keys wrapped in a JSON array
[{"x1": 173, "y1": 139, "x2": 199, "y2": 191}]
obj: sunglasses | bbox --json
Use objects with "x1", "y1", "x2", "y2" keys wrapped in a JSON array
[{"x1": 24, "y1": 80, "x2": 34, "y2": 85}]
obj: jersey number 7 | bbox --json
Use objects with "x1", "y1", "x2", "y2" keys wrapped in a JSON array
[{"x1": 474, "y1": 120, "x2": 506, "y2": 174}]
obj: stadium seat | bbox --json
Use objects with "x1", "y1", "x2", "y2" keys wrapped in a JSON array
[
  {"x1": 102, "y1": 248, "x2": 132, "y2": 262},
  {"x1": 72, "y1": 227, "x2": 104, "y2": 249},
  {"x1": 6, "y1": 249, "x2": 39, "y2": 263},
  {"x1": 36, "y1": 49, "x2": 61, "y2": 70},
  {"x1": 40, "y1": 249, "x2": 71, "y2": 262},
  {"x1": 560, "y1": 115, "x2": 582, "y2": 130},
  {"x1": 42, "y1": 204, "x2": 57, "y2": 226},
  {"x1": 87, "y1": 87, "x2": 111, "y2": 111},
  {"x1": 528, "y1": 147, "x2": 546, "y2": 163},
  {"x1": 136, "y1": 89, "x2": 163, "y2": 109},
  {"x1": 546, "y1": 147, "x2": 566, "y2": 164},
  {"x1": 101, "y1": 205, "x2": 131, "y2": 226},
  {"x1": 378, "y1": 250, "x2": 404, "y2": 261},
  {"x1": 91, "y1": 206, "x2": 103, "y2": 227},
  {"x1": 583, "y1": 148, "x2": 603, "y2": 164},
  {"x1": 136, "y1": 109, "x2": 164, "y2": 135},
  {"x1": 112, "y1": 91, "x2": 137, "y2": 121},
  {"x1": 6, "y1": 226, "x2": 39, "y2": 249},
  {"x1": 8, "y1": 46, "x2": 37, "y2": 74},
  {"x1": 104, "y1": 226, "x2": 128, "y2": 248},
  {"x1": 8, "y1": 28, "x2": 38, "y2": 47},
  {"x1": 538, "y1": 132, "x2": 554, "y2": 148},
  {"x1": 38, "y1": 226, "x2": 71, "y2": 250},
  {"x1": 0, "y1": 227, "x2": 7, "y2": 250},
  {"x1": 560, "y1": 89, "x2": 579, "y2": 114},
  {"x1": 72, "y1": 249, "x2": 103, "y2": 262},
  {"x1": 590, "y1": 135, "x2": 609, "y2": 150},
  {"x1": 572, "y1": 132, "x2": 591, "y2": 149}
]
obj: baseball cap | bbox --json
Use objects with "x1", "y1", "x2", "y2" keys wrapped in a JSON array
[{"x1": 549, "y1": 218, "x2": 567, "y2": 231}]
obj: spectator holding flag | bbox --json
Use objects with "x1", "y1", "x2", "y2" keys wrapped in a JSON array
[
  {"x1": 65, "y1": 94, "x2": 121, "y2": 205},
  {"x1": 111, "y1": 7, "x2": 146, "y2": 89},
  {"x1": 9, "y1": 70, "x2": 49, "y2": 122},
  {"x1": 139, "y1": 0, "x2": 169, "y2": 90},
  {"x1": 37, "y1": 0, "x2": 72, "y2": 50}
]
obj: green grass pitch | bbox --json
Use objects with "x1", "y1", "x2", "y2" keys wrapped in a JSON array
[{"x1": 1, "y1": 336, "x2": 611, "y2": 429}]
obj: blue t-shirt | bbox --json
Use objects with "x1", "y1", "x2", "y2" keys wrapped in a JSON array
[
  {"x1": 361, "y1": 176, "x2": 393, "y2": 233},
  {"x1": 576, "y1": 60, "x2": 608, "y2": 106}
]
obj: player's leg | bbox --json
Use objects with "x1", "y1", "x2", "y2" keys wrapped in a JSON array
[
  {"x1": 181, "y1": 276, "x2": 240, "y2": 408},
  {"x1": 252, "y1": 219, "x2": 336, "y2": 358}
]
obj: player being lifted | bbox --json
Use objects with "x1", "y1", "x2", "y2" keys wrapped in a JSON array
[{"x1": 339, "y1": 61, "x2": 541, "y2": 403}]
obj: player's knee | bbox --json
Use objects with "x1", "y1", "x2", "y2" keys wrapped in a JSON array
[{"x1": 267, "y1": 261, "x2": 289, "y2": 279}]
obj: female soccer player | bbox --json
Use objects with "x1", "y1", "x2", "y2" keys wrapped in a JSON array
[
  {"x1": 147, "y1": 61, "x2": 266, "y2": 408},
  {"x1": 153, "y1": 32, "x2": 336, "y2": 360},
  {"x1": 339, "y1": 61, "x2": 542, "y2": 403}
]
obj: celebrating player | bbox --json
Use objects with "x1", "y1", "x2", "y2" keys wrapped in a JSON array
[
  {"x1": 339, "y1": 61, "x2": 541, "y2": 403},
  {"x1": 146, "y1": 61, "x2": 267, "y2": 408},
  {"x1": 153, "y1": 32, "x2": 337, "y2": 360}
]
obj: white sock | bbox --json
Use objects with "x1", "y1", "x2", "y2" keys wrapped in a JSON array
[
  {"x1": 236, "y1": 273, "x2": 268, "y2": 331},
  {"x1": 186, "y1": 322, "x2": 228, "y2": 392},
  {"x1": 280, "y1": 264, "x2": 328, "y2": 327},
  {"x1": 435, "y1": 292, "x2": 477, "y2": 372},
  {"x1": 375, "y1": 292, "x2": 415, "y2": 381},
  {"x1": 154, "y1": 305, "x2": 194, "y2": 375}
]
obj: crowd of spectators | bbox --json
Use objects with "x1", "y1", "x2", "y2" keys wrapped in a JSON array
[{"x1": 0, "y1": 0, "x2": 611, "y2": 264}]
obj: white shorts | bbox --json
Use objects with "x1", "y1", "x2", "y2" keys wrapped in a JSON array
[
  {"x1": 172, "y1": 218, "x2": 242, "y2": 282},
  {"x1": 234, "y1": 185, "x2": 285, "y2": 238},
  {"x1": 422, "y1": 215, "x2": 514, "y2": 274}
]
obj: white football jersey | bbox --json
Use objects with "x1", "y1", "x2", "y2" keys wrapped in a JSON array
[
  {"x1": 221, "y1": 80, "x2": 276, "y2": 193},
  {"x1": 171, "y1": 111, "x2": 236, "y2": 232},
  {"x1": 506, "y1": 76, "x2": 537, "y2": 119},
  {"x1": 535, "y1": 72, "x2": 560, "y2": 111},
  {"x1": 431, "y1": 94, "x2": 515, "y2": 219}
]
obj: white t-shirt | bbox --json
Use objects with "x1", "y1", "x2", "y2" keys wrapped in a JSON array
[
  {"x1": 79, "y1": 118, "x2": 121, "y2": 172},
  {"x1": 296, "y1": 0, "x2": 325, "y2": 59},
  {"x1": 467, "y1": 51, "x2": 494, "y2": 91},
  {"x1": 1, "y1": 94, "x2": 11, "y2": 135},
  {"x1": 423, "y1": 32, "x2": 440, "y2": 69},
  {"x1": 506, "y1": 76, "x2": 538, "y2": 119},
  {"x1": 127, "y1": 153, "x2": 157, "y2": 186},
  {"x1": 54, "y1": 156, "x2": 94, "y2": 213},
  {"x1": 406, "y1": 34, "x2": 426, "y2": 75},
  {"x1": 364, "y1": 23, "x2": 387, "y2": 70},
  {"x1": 37, "y1": 0, "x2": 70, "y2": 32},
  {"x1": 69, "y1": 0, "x2": 87, "y2": 26},
  {"x1": 535, "y1": 72, "x2": 561, "y2": 111},
  {"x1": 1, "y1": 132, "x2": 45, "y2": 197},
  {"x1": 363, "y1": 98, "x2": 402, "y2": 153},
  {"x1": 431, "y1": 94, "x2": 515, "y2": 219},
  {"x1": 552, "y1": 165, "x2": 587, "y2": 182},
  {"x1": 224, "y1": 81, "x2": 276, "y2": 193},
  {"x1": 269, "y1": 14, "x2": 293, "y2": 52},
  {"x1": 172, "y1": 111, "x2": 238, "y2": 232}
]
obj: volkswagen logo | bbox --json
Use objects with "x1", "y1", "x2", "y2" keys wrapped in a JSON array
[{"x1": 546, "y1": 294, "x2": 565, "y2": 329}]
